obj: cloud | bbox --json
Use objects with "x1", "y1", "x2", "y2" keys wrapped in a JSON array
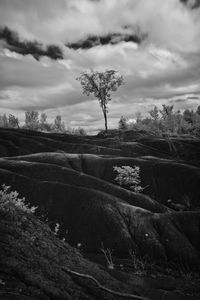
[
  {"x1": 0, "y1": 50, "x2": 68, "y2": 89},
  {"x1": 187, "y1": 95, "x2": 199, "y2": 99},
  {"x1": 0, "y1": 0, "x2": 199, "y2": 50},
  {"x1": 66, "y1": 30, "x2": 147, "y2": 50},
  {"x1": 180, "y1": 0, "x2": 200, "y2": 9},
  {"x1": 0, "y1": 0, "x2": 200, "y2": 132},
  {"x1": 0, "y1": 26, "x2": 63, "y2": 60}
]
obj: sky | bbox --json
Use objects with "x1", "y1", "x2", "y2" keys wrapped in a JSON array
[{"x1": 0, "y1": 0, "x2": 200, "y2": 133}]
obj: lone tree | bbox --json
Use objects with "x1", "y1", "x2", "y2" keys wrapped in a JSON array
[{"x1": 77, "y1": 70, "x2": 124, "y2": 133}]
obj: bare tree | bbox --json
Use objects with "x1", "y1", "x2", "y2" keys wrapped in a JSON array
[
  {"x1": 77, "y1": 70, "x2": 124, "y2": 133},
  {"x1": 160, "y1": 104, "x2": 174, "y2": 120}
]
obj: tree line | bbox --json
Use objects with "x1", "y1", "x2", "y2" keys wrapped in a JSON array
[
  {"x1": 1, "y1": 68, "x2": 199, "y2": 137},
  {"x1": 0, "y1": 111, "x2": 86, "y2": 135},
  {"x1": 119, "y1": 104, "x2": 200, "y2": 137}
]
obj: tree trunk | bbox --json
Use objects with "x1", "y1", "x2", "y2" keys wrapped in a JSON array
[{"x1": 103, "y1": 109, "x2": 108, "y2": 133}]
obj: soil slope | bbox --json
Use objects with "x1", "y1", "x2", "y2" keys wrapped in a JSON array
[
  {"x1": 0, "y1": 129, "x2": 200, "y2": 269},
  {"x1": 0, "y1": 202, "x2": 199, "y2": 300}
]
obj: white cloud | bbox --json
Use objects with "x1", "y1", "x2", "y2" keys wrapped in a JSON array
[{"x1": 0, "y1": 0, "x2": 200, "y2": 132}]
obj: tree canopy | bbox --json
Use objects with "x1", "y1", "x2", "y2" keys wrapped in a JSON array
[{"x1": 77, "y1": 69, "x2": 124, "y2": 132}]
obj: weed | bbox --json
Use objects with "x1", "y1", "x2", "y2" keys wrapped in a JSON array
[{"x1": 100, "y1": 242, "x2": 115, "y2": 270}]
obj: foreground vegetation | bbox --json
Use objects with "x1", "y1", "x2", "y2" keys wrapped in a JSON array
[{"x1": 1, "y1": 183, "x2": 199, "y2": 299}]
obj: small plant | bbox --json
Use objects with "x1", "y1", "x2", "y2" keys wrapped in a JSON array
[
  {"x1": 129, "y1": 251, "x2": 149, "y2": 275},
  {"x1": 0, "y1": 184, "x2": 37, "y2": 213},
  {"x1": 113, "y1": 165, "x2": 144, "y2": 193},
  {"x1": 53, "y1": 222, "x2": 60, "y2": 235},
  {"x1": 100, "y1": 242, "x2": 114, "y2": 270}
]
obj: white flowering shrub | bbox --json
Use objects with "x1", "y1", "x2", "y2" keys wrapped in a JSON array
[
  {"x1": 113, "y1": 165, "x2": 144, "y2": 193},
  {"x1": 0, "y1": 184, "x2": 37, "y2": 213}
]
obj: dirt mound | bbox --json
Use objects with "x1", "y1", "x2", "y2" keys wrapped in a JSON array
[
  {"x1": 0, "y1": 159, "x2": 200, "y2": 268},
  {"x1": 138, "y1": 136, "x2": 200, "y2": 162},
  {"x1": 2, "y1": 202, "x2": 199, "y2": 300},
  {"x1": 0, "y1": 200, "x2": 147, "y2": 300},
  {"x1": 0, "y1": 155, "x2": 168, "y2": 213},
  {"x1": 66, "y1": 154, "x2": 200, "y2": 208},
  {"x1": 0, "y1": 128, "x2": 200, "y2": 299},
  {"x1": 7, "y1": 152, "x2": 199, "y2": 208},
  {"x1": 2, "y1": 128, "x2": 200, "y2": 160},
  {"x1": 0, "y1": 128, "x2": 122, "y2": 157}
]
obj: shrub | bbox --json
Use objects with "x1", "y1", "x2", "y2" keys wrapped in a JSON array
[
  {"x1": 0, "y1": 184, "x2": 37, "y2": 213},
  {"x1": 113, "y1": 165, "x2": 144, "y2": 193},
  {"x1": 71, "y1": 127, "x2": 87, "y2": 136},
  {"x1": 129, "y1": 251, "x2": 152, "y2": 275},
  {"x1": 118, "y1": 115, "x2": 128, "y2": 130}
]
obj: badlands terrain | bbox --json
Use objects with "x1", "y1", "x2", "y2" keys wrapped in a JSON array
[{"x1": 0, "y1": 128, "x2": 200, "y2": 300}]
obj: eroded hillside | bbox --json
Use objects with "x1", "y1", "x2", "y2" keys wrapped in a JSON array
[
  {"x1": 0, "y1": 128, "x2": 200, "y2": 299},
  {"x1": 1, "y1": 185, "x2": 200, "y2": 300}
]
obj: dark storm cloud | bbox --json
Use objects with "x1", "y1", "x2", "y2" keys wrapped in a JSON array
[
  {"x1": 66, "y1": 31, "x2": 147, "y2": 50},
  {"x1": 170, "y1": 98, "x2": 187, "y2": 103},
  {"x1": 0, "y1": 26, "x2": 63, "y2": 60},
  {"x1": 187, "y1": 96, "x2": 199, "y2": 99},
  {"x1": 180, "y1": 0, "x2": 200, "y2": 9}
]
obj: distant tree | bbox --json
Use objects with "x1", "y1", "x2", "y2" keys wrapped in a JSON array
[
  {"x1": 8, "y1": 114, "x2": 19, "y2": 128},
  {"x1": 24, "y1": 111, "x2": 39, "y2": 130},
  {"x1": 76, "y1": 127, "x2": 87, "y2": 136},
  {"x1": 77, "y1": 70, "x2": 124, "y2": 133},
  {"x1": 183, "y1": 109, "x2": 196, "y2": 124},
  {"x1": 40, "y1": 113, "x2": 47, "y2": 124},
  {"x1": 135, "y1": 111, "x2": 142, "y2": 124},
  {"x1": 160, "y1": 104, "x2": 174, "y2": 120},
  {"x1": 53, "y1": 115, "x2": 65, "y2": 132},
  {"x1": 196, "y1": 105, "x2": 200, "y2": 116},
  {"x1": 0, "y1": 116, "x2": 3, "y2": 128},
  {"x1": 118, "y1": 116, "x2": 128, "y2": 130},
  {"x1": 39, "y1": 113, "x2": 51, "y2": 131},
  {"x1": 0, "y1": 114, "x2": 8, "y2": 128},
  {"x1": 149, "y1": 106, "x2": 159, "y2": 121},
  {"x1": 72, "y1": 127, "x2": 87, "y2": 136},
  {"x1": 54, "y1": 115, "x2": 61, "y2": 131},
  {"x1": 118, "y1": 103, "x2": 200, "y2": 137},
  {"x1": 159, "y1": 105, "x2": 175, "y2": 132}
]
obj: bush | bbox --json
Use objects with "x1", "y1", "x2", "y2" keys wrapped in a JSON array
[
  {"x1": 69, "y1": 127, "x2": 87, "y2": 136},
  {"x1": 0, "y1": 184, "x2": 37, "y2": 213},
  {"x1": 113, "y1": 165, "x2": 144, "y2": 193}
]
